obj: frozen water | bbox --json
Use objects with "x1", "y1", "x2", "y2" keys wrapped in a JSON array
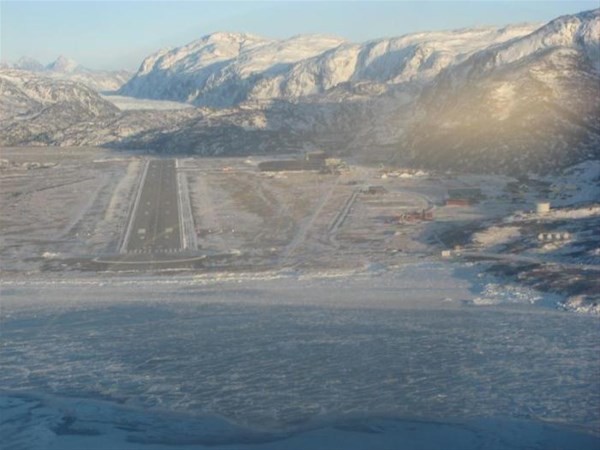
[
  {"x1": 1, "y1": 269, "x2": 599, "y2": 448},
  {"x1": 2, "y1": 393, "x2": 598, "y2": 450}
]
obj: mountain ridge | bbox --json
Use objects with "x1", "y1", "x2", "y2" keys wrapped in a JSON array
[
  {"x1": 1, "y1": 9, "x2": 599, "y2": 174},
  {"x1": 397, "y1": 8, "x2": 600, "y2": 172},
  {"x1": 4, "y1": 55, "x2": 132, "y2": 91},
  {"x1": 119, "y1": 24, "x2": 541, "y2": 107}
]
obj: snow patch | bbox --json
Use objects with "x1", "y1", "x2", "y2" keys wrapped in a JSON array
[
  {"x1": 489, "y1": 82, "x2": 516, "y2": 120},
  {"x1": 42, "y1": 252, "x2": 60, "y2": 259},
  {"x1": 562, "y1": 295, "x2": 600, "y2": 315},
  {"x1": 541, "y1": 205, "x2": 600, "y2": 220},
  {"x1": 473, "y1": 226, "x2": 521, "y2": 247},
  {"x1": 101, "y1": 94, "x2": 193, "y2": 111},
  {"x1": 472, "y1": 283, "x2": 561, "y2": 307}
]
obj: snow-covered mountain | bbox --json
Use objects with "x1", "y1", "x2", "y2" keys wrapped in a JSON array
[
  {"x1": 119, "y1": 26, "x2": 538, "y2": 107},
  {"x1": 52, "y1": 68, "x2": 132, "y2": 92},
  {"x1": 0, "y1": 70, "x2": 120, "y2": 145},
  {"x1": 120, "y1": 32, "x2": 347, "y2": 106},
  {"x1": 46, "y1": 55, "x2": 80, "y2": 73},
  {"x1": 400, "y1": 8, "x2": 600, "y2": 172},
  {"x1": 13, "y1": 56, "x2": 46, "y2": 72},
  {"x1": 3, "y1": 56, "x2": 132, "y2": 92},
  {"x1": 1, "y1": 9, "x2": 599, "y2": 173}
]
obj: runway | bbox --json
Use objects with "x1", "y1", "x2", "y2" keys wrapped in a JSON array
[{"x1": 123, "y1": 159, "x2": 182, "y2": 254}]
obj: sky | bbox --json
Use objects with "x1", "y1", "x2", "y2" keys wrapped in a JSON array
[{"x1": 1, "y1": 1, "x2": 598, "y2": 71}]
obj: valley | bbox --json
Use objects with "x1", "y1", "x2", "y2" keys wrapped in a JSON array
[
  {"x1": 2, "y1": 10, "x2": 599, "y2": 173},
  {"x1": 1, "y1": 147, "x2": 597, "y2": 312},
  {"x1": 1, "y1": 5, "x2": 599, "y2": 449}
]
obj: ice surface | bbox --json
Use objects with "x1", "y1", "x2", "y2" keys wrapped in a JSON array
[
  {"x1": 1, "y1": 393, "x2": 598, "y2": 450},
  {"x1": 1, "y1": 267, "x2": 599, "y2": 449}
]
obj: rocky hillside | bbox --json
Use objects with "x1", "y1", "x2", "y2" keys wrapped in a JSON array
[
  {"x1": 0, "y1": 70, "x2": 120, "y2": 146},
  {"x1": 4, "y1": 56, "x2": 131, "y2": 92},
  {"x1": 400, "y1": 9, "x2": 600, "y2": 172},
  {"x1": 119, "y1": 25, "x2": 537, "y2": 107},
  {"x1": 2, "y1": 9, "x2": 599, "y2": 174}
]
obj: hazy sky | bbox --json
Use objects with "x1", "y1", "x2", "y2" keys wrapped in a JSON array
[{"x1": 1, "y1": 1, "x2": 597, "y2": 71}]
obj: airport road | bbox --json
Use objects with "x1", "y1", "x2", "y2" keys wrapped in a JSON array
[{"x1": 125, "y1": 159, "x2": 182, "y2": 254}]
